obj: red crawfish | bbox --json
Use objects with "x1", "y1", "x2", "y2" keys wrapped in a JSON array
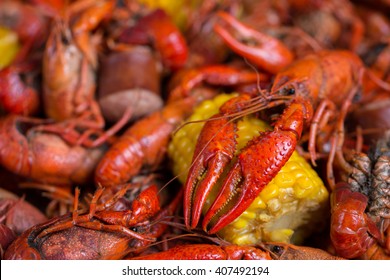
[
  {"x1": 130, "y1": 241, "x2": 343, "y2": 260},
  {"x1": 330, "y1": 132, "x2": 390, "y2": 259},
  {"x1": 183, "y1": 48, "x2": 368, "y2": 234},
  {"x1": 41, "y1": 0, "x2": 116, "y2": 133},
  {"x1": 213, "y1": 11, "x2": 294, "y2": 74},
  {"x1": 118, "y1": 8, "x2": 188, "y2": 72},
  {"x1": 0, "y1": 63, "x2": 40, "y2": 116},
  {"x1": 330, "y1": 182, "x2": 383, "y2": 259},
  {"x1": 0, "y1": 114, "x2": 106, "y2": 186},
  {"x1": 132, "y1": 244, "x2": 272, "y2": 260},
  {"x1": 4, "y1": 184, "x2": 181, "y2": 260}
]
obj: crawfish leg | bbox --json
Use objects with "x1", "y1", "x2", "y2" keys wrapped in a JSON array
[
  {"x1": 308, "y1": 98, "x2": 336, "y2": 166},
  {"x1": 79, "y1": 106, "x2": 134, "y2": 148},
  {"x1": 37, "y1": 187, "x2": 90, "y2": 238},
  {"x1": 95, "y1": 184, "x2": 133, "y2": 211},
  {"x1": 37, "y1": 185, "x2": 107, "y2": 238},
  {"x1": 19, "y1": 182, "x2": 75, "y2": 217},
  {"x1": 327, "y1": 84, "x2": 361, "y2": 189},
  {"x1": 74, "y1": 221, "x2": 155, "y2": 241}
]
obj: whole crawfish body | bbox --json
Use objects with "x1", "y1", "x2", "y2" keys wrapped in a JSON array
[
  {"x1": 4, "y1": 185, "x2": 181, "y2": 260},
  {"x1": 42, "y1": 19, "x2": 98, "y2": 124},
  {"x1": 42, "y1": 0, "x2": 115, "y2": 125},
  {"x1": 184, "y1": 50, "x2": 365, "y2": 234},
  {"x1": 0, "y1": 115, "x2": 105, "y2": 185}
]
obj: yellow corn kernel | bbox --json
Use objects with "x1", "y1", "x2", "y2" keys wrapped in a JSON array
[
  {"x1": 260, "y1": 184, "x2": 279, "y2": 202},
  {"x1": 231, "y1": 218, "x2": 249, "y2": 229},
  {"x1": 294, "y1": 177, "x2": 314, "y2": 199},
  {"x1": 284, "y1": 161, "x2": 300, "y2": 171},
  {"x1": 247, "y1": 196, "x2": 267, "y2": 211},
  {"x1": 274, "y1": 172, "x2": 295, "y2": 188},
  {"x1": 232, "y1": 234, "x2": 257, "y2": 246},
  {"x1": 268, "y1": 229, "x2": 294, "y2": 243},
  {"x1": 240, "y1": 210, "x2": 256, "y2": 220}
]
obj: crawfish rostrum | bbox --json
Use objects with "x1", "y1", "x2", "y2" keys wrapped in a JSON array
[{"x1": 1, "y1": 0, "x2": 390, "y2": 260}]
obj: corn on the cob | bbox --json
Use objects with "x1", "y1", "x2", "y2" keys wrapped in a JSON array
[{"x1": 168, "y1": 93, "x2": 329, "y2": 245}]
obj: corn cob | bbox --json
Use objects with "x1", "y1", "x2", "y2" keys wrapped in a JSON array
[{"x1": 168, "y1": 93, "x2": 329, "y2": 245}]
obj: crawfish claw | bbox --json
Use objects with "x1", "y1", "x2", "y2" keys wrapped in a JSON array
[
  {"x1": 214, "y1": 11, "x2": 293, "y2": 74},
  {"x1": 203, "y1": 129, "x2": 298, "y2": 234},
  {"x1": 183, "y1": 114, "x2": 237, "y2": 229}
]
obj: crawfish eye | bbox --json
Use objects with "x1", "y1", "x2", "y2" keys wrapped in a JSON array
[
  {"x1": 286, "y1": 88, "x2": 295, "y2": 95},
  {"x1": 279, "y1": 86, "x2": 295, "y2": 96},
  {"x1": 270, "y1": 245, "x2": 283, "y2": 255}
]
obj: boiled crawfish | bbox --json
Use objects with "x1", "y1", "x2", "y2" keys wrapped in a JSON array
[
  {"x1": 4, "y1": 184, "x2": 181, "y2": 260},
  {"x1": 130, "y1": 237, "x2": 342, "y2": 260},
  {"x1": 184, "y1": 48, "x2": 367, "y2": 234},
  {"x1": 0, "y1": 114, "x2": 105, "y2": 186},
  {"x1": 0, "y1": 63, "x2": 41, "y2": 116},
  {"x1": 40, "y1": 0, "x2": 127, "y2": 146},
  {"x1": 330, "y1": 132, "x2": 390, "y2": 259},
  {"x1": 132, "y1": 243, "x2": 272, "y2": 260},
  {"x1": 117, "y1": 8, "x2": 188, "y2": 72}
]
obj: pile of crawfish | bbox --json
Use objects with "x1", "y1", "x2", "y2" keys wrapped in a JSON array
[{"x1": 0, "y1": 0, "x2": 390, "y2": 260}]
